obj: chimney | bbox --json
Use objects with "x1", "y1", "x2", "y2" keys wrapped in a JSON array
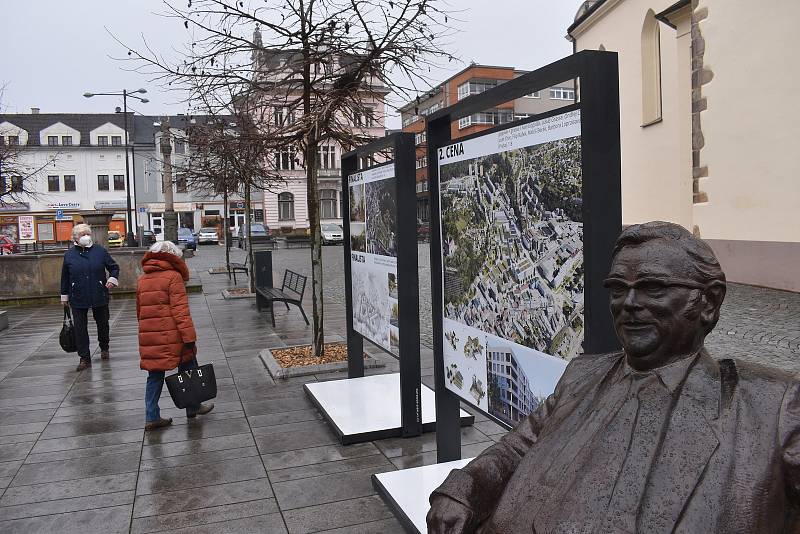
[{"x1": 31, "y1": 107, "x2": 40, "y2": 114}]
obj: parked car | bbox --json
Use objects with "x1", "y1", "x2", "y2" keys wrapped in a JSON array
[
  {"x1": 141, "y1": 230, "x2": 156, "y2": 247},
  {"x1": 177, "y1": 227, "x2": 197, "y2": 250},
  {"x1": 320, "y1": 223, "x2": 344, "y2": 245},
  {"x1": 236, "y1": 223, "x2": 269, "y2": 249},
  {"x1": 197, "y1": 227, "x2": 220, "y2": 245},
  {"x1": 107, "y1": 231, "x2": 124, "y2": 247},
  {"x1": 0, "y1": 235, "x2": 20, "y2": 255}
]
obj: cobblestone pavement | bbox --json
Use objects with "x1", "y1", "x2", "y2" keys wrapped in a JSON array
[{"x1": 0, "y1": 244, "x2": 796, "y2": 533}]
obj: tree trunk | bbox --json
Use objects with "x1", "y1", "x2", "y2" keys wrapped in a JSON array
[
  {"x1": 306, "y1": 141, "x2": 324, "y2": 357},
  {"x1": 244, "y1": 180, "x2": 255, "y2": 293},
  {"x1": 223, "y1": 187, "x2": 230, "y2": 273},
  {"x1": 160, "y1": 120, "x2": 178, "y2": 243}
]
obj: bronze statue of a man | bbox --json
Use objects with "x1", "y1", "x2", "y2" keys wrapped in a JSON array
[{"x1": 428, "y1": 221, "x2": 800, "y2": 533}]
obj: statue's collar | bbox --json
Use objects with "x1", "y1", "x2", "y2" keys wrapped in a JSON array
[{"x1": 622, "y1": 351, "x2": 702, "y2": 394}]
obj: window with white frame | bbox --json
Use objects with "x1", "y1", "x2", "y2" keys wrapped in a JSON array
[
  {"x1": 416, "y1": 181, "x2": 423, "y2": 193},
  {"x1": 458, "y1": 110, "x2": 514, "y2": 129},
  {"x1": 274, "y1": 107, "x2": 284, "y2": 126},
  {"x1": 415, "y1": 132, "x2": 426, "y2": 145},
  {"x1": 113, "y1": 175, "x2": 125, "y2": 191},
  {"x1": 354, "y1": 108, "x2": 375, "y2": 128},
  {"x1": 416, "y1": 156, "x2": 427, "y2": 169},
  {"x1": 47, "y1": 136, "x2": 58, "y2": 146},
  {"x1": 61, "y1": 136, "x2": 73, "y2": 146},
  {"x1": 457, "y1": 80, "x2": 499, "y2": 100},
  {"x1": 276, "y1": 148, "x2": 298, "y2": 170},
  {"x1": 278, "y1": 192, "x2": 295, "y2": 220},
  {"x1": 97, "y1": 175, "x2": 109, "y2": 190},
  {"x1": 550, "y1": 87, "x2": 575, "y2": 100},
  {"x1": 176, "y1": 173, "x2": 187, "y2": 193},
  {"x1": 64, "y1": 175, "x2": 76, "y2": 191},
  {"x1": 319, "y1": 189, "x2": 338, "y2": 219},
  {"x1": 317, "y1": 146, "x2": 337, "y2": 170},
  {"x1": 8, "y1": 136, "x2": 19, "y2": 145},
  {"x1": 48, "y1": 175, "x2": 59, "y2": 191},
  {"x1": 111, "y1": 136, "x2": 122, "y2": 146},
  {"x1": 97, "y1": 136, "x2": 108, "y2": 146},
  {"x1": 524, "y1": 91, "x2": 540, "y2": 98},
  {"x1": 174, "y1": 139, "x2": 185, "y2": 155}
]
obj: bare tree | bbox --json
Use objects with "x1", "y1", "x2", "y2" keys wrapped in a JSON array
[
  {"x1": 121, "y1": 0, "x2": 457, "y2": 357},
  {"x1": 179, "y1": 109, "x2": 286, "y2": 291}
]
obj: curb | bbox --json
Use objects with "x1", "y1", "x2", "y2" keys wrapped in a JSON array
[{"x1": 259, "y1": 346, "x2": 385, "y2": 379}]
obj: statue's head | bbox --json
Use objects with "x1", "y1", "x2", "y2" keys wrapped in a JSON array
[{"x1": 604, "y1": 221, "x2": 726, "y2": 370}]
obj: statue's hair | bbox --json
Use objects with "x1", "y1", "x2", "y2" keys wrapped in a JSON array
[
  {"x1": 612, "y1": 221, "x2": 726, "y2": 286},
  {"x1": 149, "y1": 240, "x2": 183, "y2": 257}
]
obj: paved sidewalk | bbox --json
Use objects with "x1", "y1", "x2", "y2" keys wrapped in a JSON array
[{"x1": 0, "y1": 244, "x2": 797, "y2": 533}]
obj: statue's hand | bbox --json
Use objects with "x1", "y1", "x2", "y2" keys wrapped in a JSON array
[{"x1": 427, "y1": 495, "x2": 475, "y2": 534}]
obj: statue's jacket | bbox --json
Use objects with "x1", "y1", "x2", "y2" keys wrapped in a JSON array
[{"x1": 433, "y1": 350, "x2": 800, "y2": 533}]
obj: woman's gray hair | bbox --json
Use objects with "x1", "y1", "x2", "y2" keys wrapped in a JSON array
[
  {"x1": 71, "y1": 223, "x2": 92, "y2": 241},
  {"x1": 149, "y1": 241, "x2": 183, "y2": 257}
]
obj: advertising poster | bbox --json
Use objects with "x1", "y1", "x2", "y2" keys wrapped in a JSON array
[
  {"x1": 438, "y1": 109, "x2": 582, "y2": 425},
  {"x1": 348, "y1": 164, "x2": 399, "y2": 356},
  {"x1": 18, "y1": 215, "x2": 34, "y2": 241}
]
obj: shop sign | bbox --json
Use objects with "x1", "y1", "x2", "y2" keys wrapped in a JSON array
[
  {"x1": 0, "y1": 202, "x2": 30, "y2": 212},
  {"x1": 94, "y1": 200, "x2": 127, "y2": 210},
  {"x1": 18, "y1": 215, "x2": 34, "y2": 240},
  {"x1": 47, "y1": 202, "x2": 81, "y2": 210}
]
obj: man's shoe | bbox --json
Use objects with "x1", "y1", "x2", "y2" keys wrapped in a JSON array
[
  {"x1": 145, "y1": 418, "x2": 173, "y2": 431},
  {"x1": 76, "y1": 359, "x2": 91, "y2": 372},
  {"x1": 187, "y1": 403, "x2": 214, "y2": 419},
  {"x1": 100, "y1": 350, "x2": 110, "y2": 360}
]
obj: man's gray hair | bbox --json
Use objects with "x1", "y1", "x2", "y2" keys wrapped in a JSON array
[
  {"x1": 149, "y1": 241, "x2": 183, "y2": 257},
  {"x1": 612, "y1": 221, "x2": 726, "y2": 286},
  {"x1": 71, "y1": 223, "x2": 91, "y2": 241}
]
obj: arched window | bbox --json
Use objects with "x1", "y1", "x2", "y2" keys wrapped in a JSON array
[
  {"x1": 641, "y1": 9, "x2": 662, "y2": 125},
  {"x1": 278, "y1": 192, "x2": 294, "y2": 221},
  {"x1": 319, "y1": 189, "x2": 338, "y2": 219}
]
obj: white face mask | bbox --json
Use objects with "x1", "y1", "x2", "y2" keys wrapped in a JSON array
[{"x1": 78, "y1": 235, "x2": 93, "y2": 247}]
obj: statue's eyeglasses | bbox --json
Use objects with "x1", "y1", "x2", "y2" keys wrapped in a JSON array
[{"x1": 602, "y1": 276, "x2": 706, "y2": 299}]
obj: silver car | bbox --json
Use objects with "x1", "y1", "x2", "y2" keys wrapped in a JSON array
[
  {"x1": 197, "y1": 227, "x2": 219, "y2": 244},
  {"x1": 321, "y1": 223, "x2": 344, "y2": 245}
]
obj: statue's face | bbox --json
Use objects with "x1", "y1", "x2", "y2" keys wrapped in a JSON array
[{"x1": 605, "y1": 241, "x2": 710, "y2": 370}]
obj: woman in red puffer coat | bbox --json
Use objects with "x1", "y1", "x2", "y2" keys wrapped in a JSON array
[{"x1": 136, "y1": 241, "x2": 213, "y2": 431}]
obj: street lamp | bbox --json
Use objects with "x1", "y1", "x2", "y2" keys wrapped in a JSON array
[{"x1": 84, "y1": 88, "x2": 148, "y2": 246}]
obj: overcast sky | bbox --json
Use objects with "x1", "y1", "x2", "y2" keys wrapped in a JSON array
[{"x1": 1, "y1": 0, "x2": 584, "y2": 128}]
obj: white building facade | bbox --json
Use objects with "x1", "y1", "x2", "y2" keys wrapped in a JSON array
[{"x1": 0, "y1": 112, "x2": 134, "y2": 243}]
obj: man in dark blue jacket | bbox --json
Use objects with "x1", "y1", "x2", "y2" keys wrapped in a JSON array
[{"x1": 60, "y1": 224, "x2": 120, "y2": 371}]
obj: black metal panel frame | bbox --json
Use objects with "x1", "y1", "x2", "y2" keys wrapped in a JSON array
[
  {"x1": 427, "y1": 50, "x2": 622, "y2": 462},
  {"x1": 341, "y1": 132, "x2": 423, "y2": 438}
]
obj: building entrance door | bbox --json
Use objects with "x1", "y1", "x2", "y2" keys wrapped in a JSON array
[
  {"x1": 150, "y1": 213, "x2": 164, "y2": 237},
  {"x1": 229, "y1": 210, "x2": 245, "y2": 232}
]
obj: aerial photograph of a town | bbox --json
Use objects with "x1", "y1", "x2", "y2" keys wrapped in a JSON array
[
  {"x1": 365, "y1": 178, "x2": 397, "y2": 257},
  {"x1": 440, "y1": 134, "x2": 584, "y2": 361}
]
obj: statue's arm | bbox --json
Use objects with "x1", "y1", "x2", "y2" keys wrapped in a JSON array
[{"x1": 428, "y1": 391, "x2": 558, "y2": 529}]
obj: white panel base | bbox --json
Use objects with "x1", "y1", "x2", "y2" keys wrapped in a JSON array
[
  {"x1": 373, "y1": 459, "x2": 475, "y2": 533},
  {"x1": 303, "y1": 373, "x2": 473, "y2": 444}
]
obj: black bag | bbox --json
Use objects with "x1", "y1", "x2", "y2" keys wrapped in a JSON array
[
  {"x1": 165, "y1": 364, "x2": 217, "y2": 409},
  {"x1": 59, "y1": 308, "x2": 78, "y2": 353}
]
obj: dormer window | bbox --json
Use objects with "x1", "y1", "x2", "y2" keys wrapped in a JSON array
[
  {"x1": 98, "y1": 136, "x2": 108, "y2": 146},
  {"x1": 62, "y1": 136, "x2": 73, "y2": 146},
  {"x1": 8, "y1": 136, "x2": 18, "y2": 145},
  {"x1": 48, "y1": 136, "x2": 58, "y2": 146},
  {"x1": 111, "y1": 136, "x2": 122, "y2": 146}
]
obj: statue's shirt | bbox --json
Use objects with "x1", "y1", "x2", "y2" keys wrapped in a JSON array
[{"x1": 530, "y1": 354, "x2": 697, "y2": 533}]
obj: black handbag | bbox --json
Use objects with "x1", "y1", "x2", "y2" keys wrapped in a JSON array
[
  {"x1": 165, "y1": 364, "x2": 217, "y2": 409},
  {"x1": 59, "y1": 308, "x2": 78, "y2": 353}
]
